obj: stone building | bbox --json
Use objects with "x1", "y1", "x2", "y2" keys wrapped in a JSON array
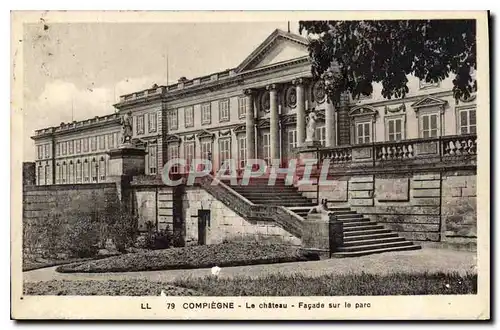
[{"x1": 28, "y1": 29, "x2": 478, "y2": 254}]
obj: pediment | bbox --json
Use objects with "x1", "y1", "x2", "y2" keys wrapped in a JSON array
[
  {"x1": 165, "y1": 134, "x2": 181, "y2": 143},
  {"x1": 257, "y1": 118, "x2": 270, "y2": 129},
  {"x1": 197, "y1": 129, "x2": 215, "y2": 140},
  {"x1": 235, "y1": 29, "x2": 309, "y2": 73},
  {"x1": 233, "y1": 124, "x2": 246, "y2": 134},
  {"x1": 349, "y1": 105, "x2": 378, "y2": 117},
  {"x1": 411, "y1": 96, "x2": 447, "y2": 109}
]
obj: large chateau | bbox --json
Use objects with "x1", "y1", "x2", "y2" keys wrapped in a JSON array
[
  {"x1": 31, "y1": 29, "x2": 477, "y2": 185},
  {"x1": 27, "y1": 28, "x2": 478, "y2": 253}
]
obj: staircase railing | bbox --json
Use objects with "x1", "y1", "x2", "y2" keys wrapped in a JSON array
[{"x1": 195, "y1": 174, "x2": 303, "y2": 238}]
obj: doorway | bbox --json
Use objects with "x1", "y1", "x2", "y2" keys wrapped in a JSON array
[{"x1": 197, "y1": 210, "x2": 210, "y2": 245}]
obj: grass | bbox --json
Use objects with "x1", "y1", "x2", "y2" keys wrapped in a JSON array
[
  {"x1": 23, "y1": 257, "x2": 96, "y2": 272},
  {"x1": 173, "y1": 272, "x2": 477, "y2": 296},
  {"x1": 24, "y1": 272, "x2": 477, "y2": 296},
  {"x1": 56, "y1": 242, "x2": 319, "y2": 273}
]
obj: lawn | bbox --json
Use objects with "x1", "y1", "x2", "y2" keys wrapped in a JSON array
[
  {"x1": 24, "y1": 272, "x2": 477, "y2": 296},
  {"x1": 23, "y1": 257, "x2": 96, "y2": 272},
  {"x1": 56, "y1": 242, "x2": 319, "y2": 273}
]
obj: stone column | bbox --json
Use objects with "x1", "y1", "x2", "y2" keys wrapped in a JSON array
[
  {"x1": 325, "y1": 99, "x2": 335, "y2": 147},
  {"x1": 337, "y1": 92, "x2": 351, "y2": 145},
  {"x1": 267, "y1": 84, "x2": 280, "y2": 166},
  {"x1": 244, "y1": 89, "x2": 255, "y2": 160},
  {"x1": 293, "y1": 79, "x2": 306, "y2": 147}
]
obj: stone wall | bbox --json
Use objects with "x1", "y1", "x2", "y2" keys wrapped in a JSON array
[
  {"x1": 298, "y1": 170, "x2": 476, "y2": 244},
  {"x1": 182, "y1": 187, "x2": 301, "y2": 246}
]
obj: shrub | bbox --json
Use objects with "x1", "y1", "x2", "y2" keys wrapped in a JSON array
[{"x1": 142, "y1": 221, "x2": 173, "y2": 250}]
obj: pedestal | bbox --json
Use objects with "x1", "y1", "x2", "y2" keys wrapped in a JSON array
[
  {"x1": 302, "y1": 212, "x2": 330, "y2": 251},
  {"x1": 107, "y1": 144, "x2": 147, "y2": 177}
]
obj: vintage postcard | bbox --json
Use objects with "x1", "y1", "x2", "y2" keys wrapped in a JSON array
[{"x1": 11, "y1": 11, "x2": 490, "y2": 320}]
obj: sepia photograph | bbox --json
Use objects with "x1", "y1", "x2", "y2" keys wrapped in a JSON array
[{"x1": 11, "y1": 10, "x2": 490, "y2": 320}]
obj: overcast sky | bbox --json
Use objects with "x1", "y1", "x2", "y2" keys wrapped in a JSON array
[{"x1": 23, "y1": 21, "x2": 300, "y2": 160}]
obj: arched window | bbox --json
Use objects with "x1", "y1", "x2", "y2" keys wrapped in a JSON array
[
  {"x1": 62, "y1": 162, "x2": 67, "y2": 184},
  {"x1": 83, "y1": 159, "x2": 90, "y2": 182},
  {"x1": 99, "y1": 156, "x2": 106, "y2": 181},
  {"x1": 91, "y1": 158, "x2": 97, "y2": 183},
  {"x1": 55, "y1": 163, "x2": 60, "y2": 184},
  {"x1": 68, "y1": 161, "x2": 74, "y2": 184}
]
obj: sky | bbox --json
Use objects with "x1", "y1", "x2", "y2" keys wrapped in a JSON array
[{"x1": 22, "y1": 21, "x2": 301, "y2": 161}]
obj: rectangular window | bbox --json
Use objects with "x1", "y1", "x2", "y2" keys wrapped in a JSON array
[
  {"x1": 147, "y1": 144, "x2": 157, "y2": 175},
  {"x1": 387, "y1": 118, "x2": 404, "y2": 141},
  {"x1": 62, "y1": 163, "x2": 67, "y2": 183},
  {"x1": 55, "y1": 164, "x2": 61, "y2": 184},
  {"x1": 316, "y1": 126, "x2": 326, "y2": 146},
  {"x1": 184, "y1": 142, "x2": 195, "y2": 172},
  {"x1": 219, "y1": 99, "x2": 230, "y2": 122},
  {"x1": 68, "y1": 162, "x2": 74, "y2": 184},
  {"x1": 61, "y1": 142, "x2": 67, "y2": 155},
  {"x1": 99, "y1": 158, "x2": 106, "y2": 181},
  {"x1": 238, "y1": 97, "x2": 247, "y2": 119},
  {"x1": 356, "y1": 122, "x2": 371, "y2": 144},
  {"x1": 82, "y1": 138, "x2": 89, "y2": 152},
  {"x1": 136, "y1": 114, "x2": 145, "y2": 135},
  {"x1": 167, "y1": 144, "x2": 180, "y2": 174},
  {"x1": 99, "y1": 135, "x2": 106, "y2": 150},
  {"x1": 75, "y1": 139, "x2": 81, "y2": 154},
  {"x1": 288, "y1": 129, "x2": 297, "y2": 153},
  {"x1": 168, "y1": 109, "x2": 178, "y2": 130},
  {"x1": 201, "y1": 140, "x2": 213, "y2": 161},
  {"x1": 56, "y1": 143, "x2": 61, "y2": 157},
  {"x1": 67, "y1": 140, "x2": 73, "y2": 155},
  {"x1": 421, "y1": 113, "x2": 439, "y2": 138},
  {"x1": 37, "y1": 146, "x2": 43, "y2": 160},
  {"x1": 219, "y1": 138, "x2": 231, "y2": 168},
  {"x1": 37, "y1": 166, "x2": 44, "y2": 185},
  {"x1": 262, "y1": 132, "x2": 271, "y2": 165},
  {"x1": 45, "y1": 165, "x2": 51, "y2": 185},
  {"x1": 83, "y1": 161, "x2": 90, "y2": 182},
  {"x1": 90, "y1": 136, "x2": 97, "y2": 151},
  {"x1": 107, "y1": 134, "x2": 114, "y2": 150},
  {"x1": 201, "y1": 103, "x2": 211, "y2": 124},
  {"x1": 459, "y1": 108, "x2": 476, "y2": 134},
  {"x1": 45, "y1": 144, "x2": 51, "y2": 159},
  {"x1": 114, "y1": 132, "x2": 120, "y2": 147},
  {"x1": 238, "y1": 135, "x2": 247, "y2": 169},
  {"x1": 76, "y1": 161, "x2": 82, "y2": 183},
  {"x1": 184, "y1": 106, "x2": 194, "y2": 128},
  {"x1": 148, "y1": 112, "x2": 157, "y2": 133},
  {"x1": 91, "y1": 159, "x2": 98, "y2": 182}
]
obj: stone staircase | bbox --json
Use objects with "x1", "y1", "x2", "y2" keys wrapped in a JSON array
[{"x1": 230, "y1": 178, "x2": 420, "y2": 257}]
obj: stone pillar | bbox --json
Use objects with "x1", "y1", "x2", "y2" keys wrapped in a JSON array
[
  {"x1": 325, "y1": 99, "x2": 335, "y2": 147},
  {"x1": 107, "y1": 144, "x2": 146, "y2": 202},
  {"x1": 293, "y1": 79, "x2": 306, "y2": 147},
  {"x1": 337, "y1": 92, "x2": 351, "y2": 145},
  {"x1": 267, "y1": 84, "x2": 280, "y2": 166},
  {"x1": 244, "y1": 89, "x2": 255, "y2": 160}
]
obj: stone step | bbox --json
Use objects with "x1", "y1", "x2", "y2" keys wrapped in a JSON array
[
  {"x1": 342, "y1": 224, "x2": 385, "y2": 232},
  {"x1": 343, "y1": 228, "x2": 392, "y2": 237},
  {"x1": 337, "y1": 217, "x2": 371, "y2": 223},
  {"x1": 339, "y1": 220, "x2": 375, "y2": 228},
  {"x1": 337, "y1": 240, "x2": 414, "y2": 253},
  {"x1": 342, "y1": 236, "x2": 406, "y2": 247},
  {"x1": 247, "y1": 196, "x2": 308, "y2": 202},
  {"x1": 343, "y1": 232, "x2": 399, "y2": 242},
  {"x1": 241, "y1": 192, "x2": 305, "y2": 197},
  {"x1": 331, "y1": 244, "x2": 421, "y2": 258},
  {"x1": 334, "y1": 213, "x2": 364, "y2": 219},
  {"x1": 256, "y1": 202, "x2": 317, "y2": 207},
  {"x1": 231, "y1": 187, "x2": 299, "y2": 193}
]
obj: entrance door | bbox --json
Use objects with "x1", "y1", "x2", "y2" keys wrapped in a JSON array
[{"x1": 197, "y1": 210, "x2": 210, "y2": 245}]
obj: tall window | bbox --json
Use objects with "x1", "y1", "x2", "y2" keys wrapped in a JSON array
[
  {"x1": 83, "y1": 138, "x2": 89, "y2": 152},
  {"x1": 184, "y1": 106, "x2": 194, "y2": 128},
  {"x1": 61, "y1": 142, "x2": 67, "y2": 155},
  {"x1": 68, "y1": 140, "x2": 74, "y2": 155},
  {"x1": 98, "y1": 135, "x2": 106, "y2": 150},
  {"x1": 421, "y1": 113, "x2": 439, "y2": 138},
  {"x1": 37, "y1": 146, "x2": 43, "y2": 160},
  {"x1": 37, "y1": 165, "x2": 43, "y2": 185},
  {"x1": 262, "y1": 132, "x2": 271, "y2": 165},
  {"x1": 75, "y1": 139, "x2": 81, "y2": 154},
  {"x1": 91, "y1": 158, "x2": 98, "y2": 182},
  {"x1": 219, "y1": 99, "x2": 230, "y2": 122},
  {"x1": 148, "y1": 144, "x2": 158, "y2": 175},
  {"x1": 458, "y1": 108, "x2": 476, "y2": 134},
  {"x1": 148, "y1": 112, "x2": 157, "y2": 133},
  {"x1": 167, "y1": 109, "x2": 178, "y2": 130},
  {"x1": 184, "y1": 142, "x2": 195, "y2": 172},
  {"x1": 114, "y1": 132, "x2": 120, "y2": 147},
  {"x1": 201, "y1": 103, "x2": 211, "y2": 124},
  {"x1": 45, "y1": 165, "x2": 51, "y2": 185},
  {"x1": 167, "y1": 144, "x2": 180, "y2": 174},
  {"x1": 56, "y1": 143, "x2": 61, "y2": 156},
  {"x1": 238, "y1": 97, "x2": 247, "y2": 119},
  {"x1": 83, "y1": 160, "x2": 90, "y2": 182},
  {"x1": 287, "y1": 129, "x2": 298, "y2": 153},
  {"x1": 136, "y1": 114, "x2": 145, "y2": 135},
  {"x1": 62, "y1": 162, "x2": 67, "y2": 184},
  {"x1": 219, "y1": 138, "x2": 231, "y2": 168},
  {"x1": 316, "y1": 125, "x2": 326, "y2": 146},
  {"x1": 201, "y1": 140, "x2": 212, "y2": 161},
  {"x1": 90, "y1": 136, "x2": 97, "y2": 151},
  {"x1": 387, "y1": 118, "x2": 404, "y2": 141},
  {"x1": 76, "y1": 160, "x2": 82, "y2": 183},
  {"x1": 99, "y1": 157, "x2": 106, "y2": 181},
  {"x1": 356, "y1": 122, "x2": 371, "y2": 144},
  {"x1": 238, "y1": 135, "x2": 247, "y2": 169},
  {"x1": 55, "y1": 164, "x2": 61, "y2": 184},
  {"x1": 107, "y1": 133, "x2": 115, "y2": 149}
]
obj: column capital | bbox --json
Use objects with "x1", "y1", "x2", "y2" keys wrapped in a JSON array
[
  {"x1": 243, "y1": 88, "x2": 255, "y2": 96},
  {"x1": 266, "y1": 83, "x2": 280, "y2": 92},
  {"x1": 291, "y1": 77, "x2": 310, "y2": 86}
]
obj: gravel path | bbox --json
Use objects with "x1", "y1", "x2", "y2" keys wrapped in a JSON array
[{"x1": 24, "y1": 248, "x2": 476, "y2": 284}]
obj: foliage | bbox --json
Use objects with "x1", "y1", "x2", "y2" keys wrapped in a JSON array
[
  {"x1": 102, "y1": 203, "x2": 138, "y2": 253},
  {"x1": 66, "y1": 212, "x2": 100, "y2": 258},
  {"x1": 142, "y1": 221, "x2": 173, "y2": 250},
  {"x1": 174, "y1": 271, "x2": 477, "y2": 296},
  {"x1": 299, "y1": 20, "x2": 477, "y2": 103},
  {"x1": 56, "y1": 242, "x2": 319, "y2": 273}
]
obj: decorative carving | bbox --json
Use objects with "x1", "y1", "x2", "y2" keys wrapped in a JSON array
[
  {"x1": 120, "y1": 111, "x2": 133, "y2": 144},
  {"x1": 165, "y1": 135, "x2": 181, "y2": 143},
  {"x1": 305, "y1": 111, "x2": 318, "y2": 142},
  {"x1": 349, "y1": 105, "x2": 378, "y2": 118},
  {"x1": 285, "y1": 86, "x2": 297, "y2": 108},
  {"x1": 411, "y1": 96, "x2": 447, "y2": 111},
  {"x1": 233, "y1": 124, "x2": 246, "y2": 134},
  {"x1": 219, "y1": 129, "x2": 232, "y2": 137},
  {"x1": 198, "y1": 129, "x2": 215, "y2": 140},
  {"x1": 184, "y1": 134, "x2": 196, "y2": 141},
  {"x1": 312, "y1": 80, "x2": 326, "y2": 104},
  {"x1": 384, "y1": 103, "x2": 406, "y2": 115},
  {"x1": 260, "y1": 91, "x2": 270, "y2": 112}
]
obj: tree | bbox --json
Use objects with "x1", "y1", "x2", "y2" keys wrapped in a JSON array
[{"x1": 299, "y1": 20, "x2": 477, "y2": 104}]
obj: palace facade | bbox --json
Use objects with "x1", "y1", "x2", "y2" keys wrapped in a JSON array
[{"x1": 32, "y1": 29, "x2": 478, "y2": 186}]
